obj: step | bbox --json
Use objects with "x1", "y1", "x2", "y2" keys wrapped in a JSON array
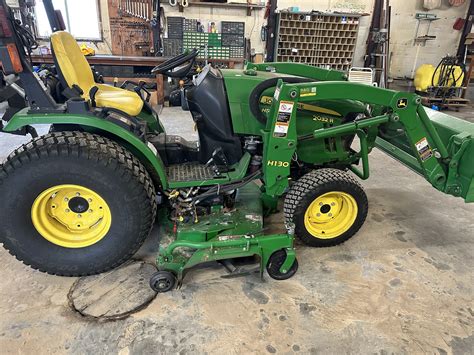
[{"x1": 166, "y1": 162, "x2": 216, "y2": 183}]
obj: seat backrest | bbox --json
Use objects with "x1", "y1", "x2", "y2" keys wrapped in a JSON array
[{"x1": 50, "y1": 31, "x2": 95, "y2": 97}]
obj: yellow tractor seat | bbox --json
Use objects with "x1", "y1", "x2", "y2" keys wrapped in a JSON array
[
  {"x1": 50, "y1": 31, "x2": 144, "y2": 116},
  {"x1": 92, "y1": 84, "x2": 144, "y2": 116}
]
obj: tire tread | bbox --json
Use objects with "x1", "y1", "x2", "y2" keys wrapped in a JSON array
[
  {"x1": 0, "y1": 131, "x2": 157, "y2": 276},
  {"x1": 283, "y1": 168, "x2": 368, "y2": 247}
]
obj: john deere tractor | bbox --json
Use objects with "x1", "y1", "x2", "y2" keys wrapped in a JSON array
[{"x1": 0, "y1": 1, "x2": 472, "y2": 292}]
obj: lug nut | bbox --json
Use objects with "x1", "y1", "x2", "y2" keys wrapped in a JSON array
[
  {"x1": 331, "y1": 202, "x2": 335, "y2": 206},
  {"x1": 88, "y1": 198, "x2": 92, "y2": 202},
  {"x1": 317, "y1": 213, "x2": 321, "y2": 217},
  {"x1": 319, "y1": 202, "x2": 323, "y2": 206},
  {"x1": 328, "y1": 213, "x2": 332, "y2": 217},
  {"x1": 77, "y1": 214, "x2": 82, "y2": 218},
  {"x1": 65, "y1": 209, "x2": 70, "y2": 213},
  {"x1": 89, "y1": 209, "x2": 93, "y2": 213},
  {"x1": 64, "y1": 197, "x2": 69, "y2": 202},
  {"x1": 76, "y1": 193, "x2": 80, "y2": 196}
]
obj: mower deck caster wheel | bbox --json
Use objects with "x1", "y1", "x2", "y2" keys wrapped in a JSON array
[
  {"x1": 150, "y1": 271, "x2": 177, "y2": 293},
  {"x1": 266, "y1": 250, "x2": 298, "y2": 281}
]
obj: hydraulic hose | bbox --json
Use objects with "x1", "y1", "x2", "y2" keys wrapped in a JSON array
[{"x1": 431, "y1": 56, "x2": 465, "y2": 89}]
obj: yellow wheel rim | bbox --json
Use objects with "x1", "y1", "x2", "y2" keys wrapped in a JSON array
[
  {"x1": 31, "y1": 184, "x2": 112, "y2": 248},
  {"x1": 304, "y1": 191, "x2": 358, "y2": 239}
]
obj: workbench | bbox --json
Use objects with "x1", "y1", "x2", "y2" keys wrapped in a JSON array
[{"x1": 31, "y1": 54, "x2": 244, "y2": 104}]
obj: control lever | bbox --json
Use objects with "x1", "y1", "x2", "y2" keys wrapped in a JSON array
[
  {"x1": 205, "y1": 147, "x2": 231, "y2": 175},
  {"x1": 179, "y1": 80, "x2": 189, "y2": 111}
]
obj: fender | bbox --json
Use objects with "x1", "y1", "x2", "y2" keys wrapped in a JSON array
[{"x1": 3, "y1": 108, "x2": 169, "y2": 189}]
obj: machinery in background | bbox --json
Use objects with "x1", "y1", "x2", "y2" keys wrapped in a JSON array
[
  {"x1": 151, "y1": 0, "x2": 164, "y2": 56},
  {"x1": 364, "y1": 0, "x2": 391, "y2": 88},
  {"x1": 414, "y1": 55, "x2": 469, "y2": 110}
]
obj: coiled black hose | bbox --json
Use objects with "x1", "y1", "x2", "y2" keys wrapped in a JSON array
[
  {"x1": 12, "y1": 19, "x2": 38, "y2": 64},
  {"x1": 431, "y1": 56, "x2": 465, "y2": 95}
]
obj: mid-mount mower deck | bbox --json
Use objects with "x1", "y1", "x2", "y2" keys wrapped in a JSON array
[{"x1": 0, "y1": 1, "x2": 472, "y2": 292}]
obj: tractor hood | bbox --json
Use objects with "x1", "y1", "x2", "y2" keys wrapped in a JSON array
[{"x1": 221, "y1": 68, "x2": 367, "y2": 136}]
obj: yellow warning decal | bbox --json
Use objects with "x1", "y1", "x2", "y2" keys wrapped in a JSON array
[
  {"x1": 300, "y1": 87, "x2": 317, "y2": 97},
  {"x1": 267, "y1": 160, "x2": 290, "y2": 168},
  {"x1": 260, "y1": 96, "x2": 342, "y2": 117}
]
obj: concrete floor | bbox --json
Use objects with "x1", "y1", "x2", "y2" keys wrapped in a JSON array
[{"x1": 0, "y1": 105, "x2": 473, "y2": 354}]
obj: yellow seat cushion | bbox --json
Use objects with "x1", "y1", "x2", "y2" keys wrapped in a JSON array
[
  {"x1": 94, "y1": 84, "x2": 143, "y2": 116},
  {"x1": 50, "y1": 31, "x2": 144, "y2": 116}
]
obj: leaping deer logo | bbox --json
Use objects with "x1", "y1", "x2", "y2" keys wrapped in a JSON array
[{"x1": 397, "y1": 99, "x2": 408, "y2": 109}]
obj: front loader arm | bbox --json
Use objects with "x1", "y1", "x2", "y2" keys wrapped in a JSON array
[
  {"x1": 262, "y1": 81, "x2": 474, "y2": 203},
  {"x1": 247, "y1": 62, "x2": 347, "y2": 82}
]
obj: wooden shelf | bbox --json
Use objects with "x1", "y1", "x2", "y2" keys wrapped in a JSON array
[
  {"x1": 31, "y1": 54, "x2": 244, "y2": 66},
  {"x1": 177, "y1": 1, "x2": 265, "y2": 16}
]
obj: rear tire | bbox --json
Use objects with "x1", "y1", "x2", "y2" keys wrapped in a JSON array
[
  {"x1": 284, "y1": 168, "x2": 368, "y2": 247},
  {"x1": 0, "y1": 132, "x2": 157, "y2": 276}
]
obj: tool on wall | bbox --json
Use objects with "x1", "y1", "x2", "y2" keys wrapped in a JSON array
[
  {"x1": 169, "y1": 0, "x2": 177, "y2": 6},
  {"x1": 414, "y1": 13, "x2": 438, "y2": 46},
  {"x1": 110, "y1": 0, "x2": 154, "y2": 56},
  {"x1": 121, "y1": 0, "x2": 151, "y2": 20}
]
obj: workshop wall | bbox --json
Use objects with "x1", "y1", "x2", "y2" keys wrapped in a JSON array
[
  {"x1": 277, "y1": 0, "x2": 373, "y2": 70},
  {"x1": 67, "y1": 0, "x2": 114, "y2": 56},
  {"x1": 387, "y1": 1, "x2": 469, "y2": 78},
  {"x1": 276, "y1": 0, "x2": 469, "y2": 78},
  {"x1": 153, "y1": 0, "x2": 469, "y2": 78},
  {"x1": 160, "y1": 3, "x2": 267, "y2": 59},
  {"x1": 9, "y1": 0, "x2": 470, "y2": 79}
]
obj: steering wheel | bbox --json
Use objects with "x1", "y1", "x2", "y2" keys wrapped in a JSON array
[
  {"x1": 151, "y1": 49, "x2": 199, "y2": 78},
  {"x1": 249, "y1": 77, "x2": 313, "y2": 124}
]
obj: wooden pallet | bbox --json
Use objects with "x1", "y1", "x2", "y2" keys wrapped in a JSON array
[{"x1": 421, "y1": 96, "x2": 470, "y2": 110}]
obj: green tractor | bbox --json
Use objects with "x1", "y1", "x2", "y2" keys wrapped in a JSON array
[{"x1": 0, "y1": 1, "x2": 472, "y2": 292}]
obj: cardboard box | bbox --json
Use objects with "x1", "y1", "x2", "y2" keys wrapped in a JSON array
[{"x1": 465, "y1": 33, "x2": 474, "y2": 45}]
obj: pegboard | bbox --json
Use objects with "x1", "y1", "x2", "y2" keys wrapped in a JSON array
[{"x1": 107, "y1": 0, "x2": 153, "y2": 57}]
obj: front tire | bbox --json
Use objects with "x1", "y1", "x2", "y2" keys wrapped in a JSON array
[
  {"x1": 284, "y1": 168, "x2": 368, "y2": 247},
  {"x1": 0, "y1": 132, "x2": 157, "y2": 276},
  {"x1": 266, "y1": 249, "x2": 299, "y2": 280},
  {"x1": 149, "y1": 271, "x2": 176, "y2": 293}
]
